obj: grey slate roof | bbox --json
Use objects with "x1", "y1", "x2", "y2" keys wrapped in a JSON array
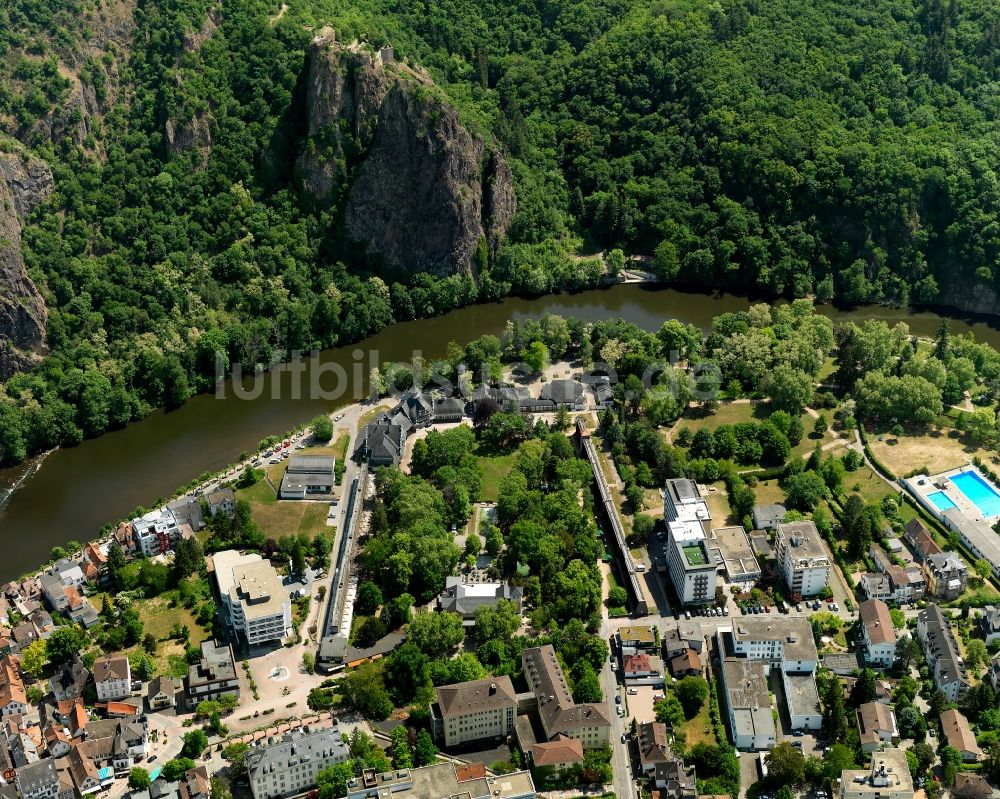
[{"x1": 246, "y1": 727, "x2": 348, "y2": 780}]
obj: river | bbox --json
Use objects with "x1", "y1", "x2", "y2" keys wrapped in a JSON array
[{"x1": 1, "y1": 283, "x2": 999, "y2": 582}]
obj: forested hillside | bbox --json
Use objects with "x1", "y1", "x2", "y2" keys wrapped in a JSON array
[{"x1": 2, "y1": 0, "x2": 1000, "y2": 465}]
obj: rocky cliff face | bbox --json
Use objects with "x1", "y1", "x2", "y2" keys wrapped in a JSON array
[
  {"x1": 296, "y1": 32, "x2": 516, "y2": 275},
  {"x1": 0, "y1": 149, "x2": 52, "y2": 379}
]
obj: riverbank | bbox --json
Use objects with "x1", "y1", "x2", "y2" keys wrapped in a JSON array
[{"x1": 4, "y1": 283, "x2": 1000, "y2": 580}]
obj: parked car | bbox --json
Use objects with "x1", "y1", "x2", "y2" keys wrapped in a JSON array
[
  {"x1": 796, "y1": 603, "x2": 803, "y2": 612},
  {"x1": 723, "y1": 606, "x2": 730, "y2": 616},
  {"x1": 615, "y1": 695, "x2": 622, "y2": 705},
  {"x1": 621, "y1": 734, "x2": 627, "y2": 744}
]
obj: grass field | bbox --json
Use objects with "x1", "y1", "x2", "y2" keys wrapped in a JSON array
[
  {"x1": 475, "y1": 449, "x2": 518, "y2": 502},
  {"x1": 753, "y1": 479, "x2": 787, "y2": 506},
  {"x1": 679, "y1": 694, "x2": 717, "y2": 747},
  {"x1": 133, "y1": 594, "x2": 212, "y2": 674},
  {"x1": 842, "y1": 466, "x2": 897, "y2": 503},
  {"x1": 868, "y1": 428, "x2": 996, "y2": 477},
  {"x1": 249, "y1": 501, "x2": 329, "y2": 539},
  {"x1": 237, "y1": 479, "x2": 277, "y2": 504}
]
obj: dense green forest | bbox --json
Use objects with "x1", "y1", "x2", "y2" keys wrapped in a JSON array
[{"x1": 2, "y1": 0, "x2": 1000, "y2": 464}]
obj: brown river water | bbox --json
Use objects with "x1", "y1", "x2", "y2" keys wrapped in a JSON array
[{"x1": 1, "y1": 283, "x2": 998, "y2": 581}]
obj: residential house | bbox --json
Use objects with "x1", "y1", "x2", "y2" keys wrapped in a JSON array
[
  {"x1": 428, "y1": 677, "x2": 517, "y2": 748},
  {"x1": 859, "y1": 573, "x2": 892, "y2": 603},
  {"x1": 432, "y1": 398, "x2": 465, "y2": 423},
  {"x1": 16, "y1": 758, "x2": 59, "y2": 799},
  {"x1": 991, "y1": 652, "x2": 1000, "y2": 693},
  {"x1": 436, "y1": 578, "x2": 523, "y2": 624},
  {"x1": 616, "y1": 626, "x2": 657, "y2": 655},
  {"x1": 775, "y1": 521, "x2": 830, "y2": 597},
  {"x1": 668, "y1": 649, "x2": 702, "y2": 678},
  {"x1": 904, "y1": 519, "x2": 941, "y2": 562},
  {"x1": 130, "y1": 509, "x2": 181, "y2": 557},
  {"x1": 589, "y1": 376, "x2": 615, "y2": 410},
  {"x1": 838, "y1": 749, "x2": 912, "y2": 799},
  {"x1": 976, "y1": 605, "x2": 1000, "y2": 646},
  {"x1": 858, "y1": 600, "x2": 897, "y2": 668},
  {"x1": 205, "y1": 488, "x2": 236, "y2": 517},
  {"x1": 49, "y1": 657, "x2": 89, "y2": 702},
  {"x1": 186, "y1": 640, "x2": 240, "y2": 705},
  {"x1": 940, "y1": 709, "x2": 983, "y2": 763},
  {"x1": 856, "y1": 702, "x2": 897, "y2": 752},
  {"x1": 66, "y1": 747, "x2": 102, "y2": 796},
  {"x1": 521, "y1": 645, "x2": 611, "y2": 749},
  {"x1": 752, "y1": 504, "x2": 786, "y2": 531},
  {"x1": 953, "y1": 774, "x2": 994, "y2": 799},
  {"x1": 0, "y1": 656, "x2": 27, "y2": 718},
  {"x1": 637, "y1": 722, "x2": 696, "y2": 799},
  {"x1": 917, "y1": 604, "x2": 969, "y2": 703},
  {"x1": 246, "y1": 727, "x2": 349, "y2": 799},
  {"x1": 924, "y1": 552, "x2": 968, "y2": 601},
  {"x1": 623, "y1": 653, "x2": 664, "y2": 687},
  {"x1": 93, "y1": 655, "x2": 131, "y2": 702},
  {"x1": 147, "y1": 676, "x2": 177, "y2": 710},
  {"x1": 166, "y1": 497, "x2": 205, "y2": 533},
  {"x1": 279, "y1": 456, "x2": 335, "y2": 500},
  {"x1": 528, "y1": 735, "x2": 584, "y2": 773}
]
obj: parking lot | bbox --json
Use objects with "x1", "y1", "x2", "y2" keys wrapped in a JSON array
[{"x1": 622, "y1": 684, "x2": 660, "y2": 725}]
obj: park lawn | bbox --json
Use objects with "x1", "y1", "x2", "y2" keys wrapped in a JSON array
[
  {"x1": 250, "y1": 501, "x2": 330, "y2": 540},
  {"x1": 673, "y1": 401, "x2": 756, "y2": 435},
  {"x1": 475, "y1": 450, "x2": 518, "y2": 502},
  {"x1": 358, "y1": 404, "x2": 390, "y2": 430},
  {"x1": 817, "y1": 356, "x2": 837, "y2": 381},
  {"x1": 298, "y1": 442, "x2": 343, "y2": 459},
  {"x1": 678, "y1": 698, "x2": 717, "y2": 748},
  {"x1": 237, "y1": 478, "x2": 277, "y2": 505},
  {"x1": 702, "y1": 483, "x2": 733, "y2": 526},
  {"x1": 752, "y1": 479, "x2": 787, "y2": 506},
  {"x1": 133, "y1": 595, "x2": 211, "y2": 674},
  {"x1": 842, "y1": 466, "x2": 895, "y2": 503},
  {"x1": 868, "y1": 428, "x2": 994, "y2": 477}
]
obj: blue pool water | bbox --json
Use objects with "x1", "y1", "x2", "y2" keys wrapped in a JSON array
[
  {"x1": 951, "y1": 470, "x2": 1000, "y2": 518},
  {"x1": 928, "y1": 491, "x2": 957, "y2": 512}
]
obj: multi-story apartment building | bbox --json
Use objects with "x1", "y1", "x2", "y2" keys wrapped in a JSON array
[
  {"x1": 429, "y1": 677, "x2": 517, "y2": 748},
  {"x1": 917, "y1": 604, "x2": 969, "y2": 703},
  {"x1": 858, "y1": 599, "x2": 897, "y2": 668},
  {"x1": 521, "y1": 646, "x2": 611, "y2": 750},
  {"x1": 345, "y1": 763, "x2": 536, "y2": 799},
  {"x1": 775, "y1": 521, "x2": 830, "y2": 597},
  {"x1": 663, "y1": 479, "x2": 717, "y2": 606},
  {"x1": 247, "y1": 728, "x2": 349, "y2": 799},
  {"x1": 718, "y1": 617, "x2": 818, "y2": 673},
  {"x1": 213, "y1": 551, "x2": 291, "y2": 645}
]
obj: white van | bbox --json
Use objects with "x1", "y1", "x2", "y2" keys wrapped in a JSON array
[
  {"x1": 635, "y1": 563, "x2": 647, "y2": 572},
  {"x1": 627, "y1": 688, "x2": 638, "y2": 695}
]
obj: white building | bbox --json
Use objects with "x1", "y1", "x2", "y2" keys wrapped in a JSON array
[
  {"x1": 775, "y1": 521, "x2": 830, "y2": 597},
  {"x1": 247, "y1": 727, "x2": 349, "y2": 799},
  {"x1": 429, "y1": 677, "x2": 517, "y2": 749},
  {"x1": 719, "y1": 657, "x2": 775, "y2": 751},
  {"x1": 718, "y1": 617, "x2": 818, "y2": 673},
  {"x1": 93, "y1": 656, "x2": 131, "y2": 702},
  {"x1": 839, "y1": 749, "x2": 912, "y2": 799},
  {"x1": 782, "y1": 671, "x2": 822, "y2": 730},
  {"x1": 213, "y1": 551, "x2": 291, "y2": 645},
  {"x1": 858, "y1": 599, "x2": 897, "y2": 668},
  {"x1": 663, "y1": 479, "x2": 716, "y2": 606}
]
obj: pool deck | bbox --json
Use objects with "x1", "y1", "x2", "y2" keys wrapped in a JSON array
[{"x1": 902, "y1": 465, "x2": 1000, "y2": 578}]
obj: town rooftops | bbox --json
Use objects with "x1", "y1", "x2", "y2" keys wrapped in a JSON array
[
  {"x1": 187, "y1": 641, "x2": 237, "y2": 689},
  {"x1": 212, "y1": 550, "x2": 262, "y2": 598},
  {"x1": 433, "y1": 676, "x2": 516, "y2": 718},
  {"x1": 708, "y1": 525, "x2": 760, "y2": 580},
  {"x1": 859, "y1": 599, "x2": 897, "y2": 646},
  {"x1": 437, "y1": 577, "x2": 523, "y2": 618},
  {"x1": 721, "y1": 658, "x2": 775, "y2": 742},
  {"x1": 904, "y1": 519, "x2": 941, "y2": 558},
  {"x1": 618, "y1": 626, "x2": 655, "y2": 645},
  {"x1": 345, "y1": 762, "x2": 535, "y2": 799},
  {"x1": 726, "y1": 616, "x2": 818, "y2": 663},
  {"x1": 637, "y1": 722, "x2": 671, "y2": 766}
]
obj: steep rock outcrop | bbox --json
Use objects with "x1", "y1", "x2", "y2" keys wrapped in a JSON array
[
  {"x1": 296, "y1": 31, "x2": 515, "y2": 275},
  {"x1": 936, "y1": 273, "x2": 1000, "y2": 317},
  {"x1": 0, "y1": 149, "x2": 52, "y2": 378}
]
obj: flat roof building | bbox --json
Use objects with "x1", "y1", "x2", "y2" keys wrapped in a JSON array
[
  {"x1": 838, "y1": 749, "x2": 911, "y2": 799},
  {"x1": 708, "y1": 526, "x2": 760, "y2": 583},
  {"x1": 719, "y1": 658, "x2": 775, "y2": 751},
  {"x1": 213, "y1": 550, "x2": 291, "y2": 645},
  {"x1": 279, "y1": 455, "x2": 335, "y2": 499},
  {"x1": 781, "y1": 671, "x2": 821, "y2": 730},
  {"x1": 718, "y1": 617, "x2": 818, "y2": 673},
  {"x1": 345, "y1": 762, "x2": 536, "y2": 799},
  {"x1": 775, "y1": 521, "x2": 830, "y2": 597}
]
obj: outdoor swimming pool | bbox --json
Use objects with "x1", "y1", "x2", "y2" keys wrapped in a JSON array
[
  {"x1": 951, "y1": 470, "x2": 1000, "y2": 518},
  {"x1": 928, "y1": 491, "x2": 958, "y2": 512}
]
